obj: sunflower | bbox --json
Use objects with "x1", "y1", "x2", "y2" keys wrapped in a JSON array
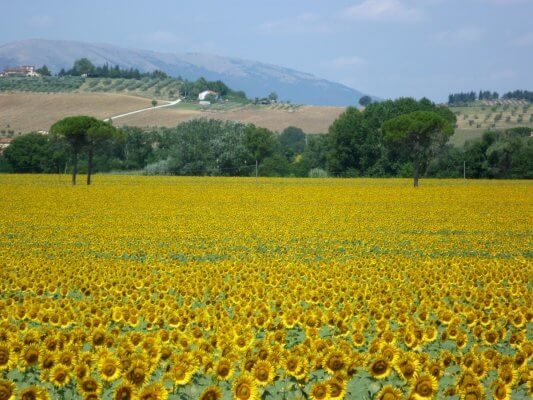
[
  {"x1": 491, "y1": 380, "x2": 511, "y2": 400},
  {"x1": 458, "y1": 384, "x2": 484, "y2": 400},
  {"x1": 138, "y1": 383, "x2": 168, "y2": 400},
  {"x1": 380, "y1": 344, "x2": 400, "y2": 365},
  {"x1": 169, "y1": 362, "x2": 195, "y2": 386},
  {"x1": 469, "y1": 359, "x2": 487, "y2": 379},
  {"x1": 0, "y1": 345, "x2": 13, "y2": 371},
  {"x1": 0, "y1": 380, "x2": 15, "y2": 400},
  {"x1": 79, "y1": 376, "x2": 101, "y2": 396},
  {"x1": 395, "y1": 353, "x2": 420, "y2": 382},
  {"x1": 233, "y1": 374, "x2": 259, "y2": 400},
  {"x1": 99, "y1": 355, "x2": 121, "y2": 382},
  {"x1": 113, "y1": 383, "x2": 137, "y2": 400},
  {"x1": 125, "y1": 360, "x2": 150, "y2": 387},
  {"x1": 368, "y1": 357, "x2": 392, "y2": 379},
  {"x1": 411, "y1": 374, "x2": 438, "y2": 400},
  {"x1": 283, "y1": 354, "x2": 308, "y2": 380},
  {"x1": 22, "y1": 344, "x2": 40, "y2": 369},
  {"x1": 427, "y1": 360, "x2": 444, "y2": 379},
  {"x1": 498, "y1": 364, "x2": 518, "y2": 387},
  {"x1": 49, "y1": 364, "x2": 70, "y2": 387},
  {"x1": 327, "y1": 376, "x2": 346, "y2": 399},
  {"x1": 18, "y1": 385, "x2": 50, "y2": 400},
  {"x1": 252, "y1": 360, "x2": 275, "y2": 386},
  {"x1": 376, "y1": 385, "x2": 403, "y2": 400},
  {"x1": 323, "y1": 350, "x2": 346, "y2": 375},
  {"x1": 199, "y1": 386, "x2": 222, "y2": 400},
  {"x1": 309, "y1": 382, "x2": 329, "y2": 400},
  {"x1": 215, "y1": 358, "x2": 234, "y2": 381},
  {"x1": 352, "y1": 331, "x2": 366, "y2": 347}
]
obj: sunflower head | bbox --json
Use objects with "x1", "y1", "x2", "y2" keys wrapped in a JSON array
[
  {"x1": 411, "y1": 374, "x2": 438, "y2": 400},
  {"x1": 113, "y1": 383, "x2": 136, "y2": 400},
  {"x1": 233, "y1": 374, "x2": 259, "y2": 400},
  {"x1": 0, "y1": 380, "x2": 16, "y2": 400},
  {"x1": 324, "y1": 350, "x2": 346, "y2": 375},
  {"x1": 199, "y1": 386, "x2": 222, "y2": 400},
  {"x1": 19, "y1": 385, "x2": 50, "y2": 400},
  {"x1": 369, "y1": 357, "x2": 391, "y2": 379},
  {"x1": 309, "y1": 382, "x2": 329, "y2": 400},
  {"x1": 215, "y1": 358, "x2": 233, "y2": 381},
  {"x1": 79, "y1": 376, "x2": 100, "y2": 396},
  {"x1": 137, "y1": 383, "x2": 168, "y2": 400},
  {"x1": 49, "y1": 364, "x2": 70, "y2": 387},
  {"x1": 252, "y1": 360, "x2": 274, "y2": 386},
  {"x1": 491, "y1": 380, "x2": 511, "y2": 400},
  {"x1": 376, "y1": 385, "x2": 403, "y2": 400}
]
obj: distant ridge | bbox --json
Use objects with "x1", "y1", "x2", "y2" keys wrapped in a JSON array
[{"x1": 0, "y1": 39, "x2": 371, "y2": 106}]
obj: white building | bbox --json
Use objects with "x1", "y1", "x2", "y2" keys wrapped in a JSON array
[
  {"x1": 198, "y1": 90, "x2": 219, "y2": 102},
  {"x1": 1, "y1": 66, "x2": 39, "y2": 77}
]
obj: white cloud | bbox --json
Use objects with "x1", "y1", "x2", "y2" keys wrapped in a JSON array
[
  {"x1": 28, "y1": 15, "x2": 54, "y2": 28},
  {"x1": 435, "y1": 27, "x2": 485, "y2": 43},
  {"x1": 259, "y1": 13, "x2": 333, "y2": 35},
  {"x1": 343, "y1": 0, "x2": 424, "y2": 22},
  {"x1": 512, "y1": 32, "x2": 533, "y2": 46}
]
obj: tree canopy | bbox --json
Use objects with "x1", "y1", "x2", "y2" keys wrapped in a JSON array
[{"x1": 382, "y1": 111, "x2": 454, "y2": 186}]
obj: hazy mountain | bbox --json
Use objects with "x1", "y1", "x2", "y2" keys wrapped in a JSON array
[{"x1": 0, "y1": 39, "x2": 370, "y2": 106}]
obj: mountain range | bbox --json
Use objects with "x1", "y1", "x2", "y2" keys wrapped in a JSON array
[{"x1": 0, "y1": 39, "x2": 370, "y2": 106}]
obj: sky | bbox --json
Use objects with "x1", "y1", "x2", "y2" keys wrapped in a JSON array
[{"x1": 1, "y1": 0, "x2": 532, "y2": 102}]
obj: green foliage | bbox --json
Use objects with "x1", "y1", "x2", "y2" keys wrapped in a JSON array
[
  {"x1": 2, "y1": 133, "x2": 68, "y2": 173},
  {"x1": 382, "y1": 111, "x2": 453, "y2": 185},
  {"x1": 358, "y1": 95, "x2": 372, "y2": 107},
  {"x1": 279, "y1": 126, "x2": 306, "y2": 158}
]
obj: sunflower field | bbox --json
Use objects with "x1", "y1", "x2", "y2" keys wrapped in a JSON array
[{"x1": 0, "y1": 175, "x2": 531, "y2": 400}]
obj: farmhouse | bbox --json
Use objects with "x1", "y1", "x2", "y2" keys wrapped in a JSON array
[
  {"x1": 198, "y1": 90, "x2": 219, "y2": 104},
  {"x1": 0, "y1": 65, "x2": 39, "y2": 77},
  {"x1": 0, "y1": 137, "x2": 13, "y2": 154}
]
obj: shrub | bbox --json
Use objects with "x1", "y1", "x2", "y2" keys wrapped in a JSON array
[
  {"x1": 144, "y1": 159, "x2": 171, "y2": 175},
  {"x1": 308, "y1": 168, "x2": 328, "y2": 178}
]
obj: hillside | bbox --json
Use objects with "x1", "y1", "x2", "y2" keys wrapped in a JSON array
[
  {"x1": 449, "y1": 100, "x2": 532, "y2": 145},
  {"x1": 0, "y1": 92, "x2": 344, "y2": 135},
  {"x1": 0, "y1": 39, "x2": 370, "y2": 106}
]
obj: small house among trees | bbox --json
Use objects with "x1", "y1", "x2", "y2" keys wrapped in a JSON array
[
  {"x1": 0, "y1": 65, "x2": 39, "y2": 77},
  {"x1": 198, "y1": 90, "x2": 219, "y2": 104}
]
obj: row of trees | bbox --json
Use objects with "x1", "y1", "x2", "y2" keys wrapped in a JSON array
[
  {"x1": 448, "y1": 89, "x2": 533, "y2": 105},
  {"x1": 502, "y1": 90, "x2": 533, "y2": 102},
  {"x1": 48, "y1": 59, "x2": 248, "y2": 101},
  {"x1": 448, "y1": 91, "x2": 499, "y2": 105},
  {"x1": 57, "y1": 58, "x2": 168, "y2": 80},
  {"x1": 2, "y1": 98, "x2": 531, "y2": 184}
]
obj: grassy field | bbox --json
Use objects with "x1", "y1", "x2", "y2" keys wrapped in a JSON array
[
  {"x1": 449, "y1": 100, "x2": 532, "y2": 145},
  {"x1": 0, "y1": 92, "x2": 344, "y2": 134},
  {"x1": 118, "y1": 103, "x2": 343, "y2": 133},
  {"x1": 0, "y1": 92, "x2": 153, "y2": 134},
  {"x1": 0, "y1": 174, "x2": 531, "y2": 399}
]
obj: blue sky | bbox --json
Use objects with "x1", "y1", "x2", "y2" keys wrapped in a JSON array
[{"x1": 1, "y1": 0, "x2": 532, "y2": 102}]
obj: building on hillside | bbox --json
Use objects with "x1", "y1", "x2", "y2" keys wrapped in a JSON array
[
  {"x1": 198, "y1": 90, "x2": 219, "y2": 104},
  {"x1": 0, "y1": 65, "x2": 39, "y2": 77},
  {"x1": 0, "y1": 138, "x2": 13, "y2": 154}
]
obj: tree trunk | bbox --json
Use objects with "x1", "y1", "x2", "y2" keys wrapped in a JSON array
[
  {"x1": 87, "y1": 145, "x2": 93, "y2": 185},
  {"x1": 413, "y1": 161, "x2": 419, "y2": 188},
  {"x1": 72, "y1": 152, "x2": 78, "y2": 186}
]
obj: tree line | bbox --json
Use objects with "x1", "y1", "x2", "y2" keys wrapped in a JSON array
[
  {"x1": 448, "y1": 89, "x2": 532, "y2": 105},
  {"x1": 36, "y1": 59, "x2": 248, "y2": 101},
  {"x1": 1, "y1": 97, "x2": 531, "y2": 184}
]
